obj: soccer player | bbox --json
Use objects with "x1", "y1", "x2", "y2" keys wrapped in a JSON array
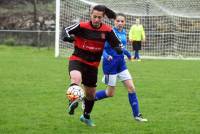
[
  {"x1": 62, "y1": 5, "x2": 122, "y2": 127},
  {"x1": 129, "y1": 18, "x2": 145, "y2": 61},
  {"x1": 94, "y1": 13, "x2": 148, "y2": 122}
]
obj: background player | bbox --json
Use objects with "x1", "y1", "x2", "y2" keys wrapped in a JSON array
[
  {"x1": 94, "y1": 13, "x2": 148, "y2": 122},
  {"x1": 129, "y1": 18, "x2": 145, "y2": 61}
]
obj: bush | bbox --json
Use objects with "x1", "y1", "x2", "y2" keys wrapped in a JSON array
[{"x1": 4, "y1": 37, "x2": 15, "y2": 46}]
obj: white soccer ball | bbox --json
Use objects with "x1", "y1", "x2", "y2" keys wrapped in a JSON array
[{"x1": 66, "y1": 85, "x2": 84, "y2": 101}]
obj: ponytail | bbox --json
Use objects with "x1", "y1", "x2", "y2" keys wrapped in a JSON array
[
  {"x1": 91, "y1": 5, "x2": 116, "y2": 19},
  {"x1": 104, "y1": 6, "x2": 116, "y2": 19}
]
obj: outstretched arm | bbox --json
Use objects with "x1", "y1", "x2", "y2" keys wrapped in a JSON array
[
  {"x1": 123, "y1": 48, "x2": 131, "y2": 60},
  {"x1": 62, "y1": 23, "x2": 80, "y2": 42}
]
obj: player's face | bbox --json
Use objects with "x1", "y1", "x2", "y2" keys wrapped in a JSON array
[
  {"x1": 114, "y1": 16, "x2": 126, "y2": 31},
  {"x1": 136, "y1": 18, "x2": 140, "y2": 24},
  {"x1": 90, "y1": 10, "x2": 104, "y2": 28}
]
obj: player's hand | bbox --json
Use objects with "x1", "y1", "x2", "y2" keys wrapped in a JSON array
[
  {"x1": 142, "y1": 40, "x2": 145, "y2": 46},
  {"x1": 62, "y1": 27, "x2": 75, "y2": 43},
  {"x1": 107, "y1": 55, "x2": 113, "y2": 61}
]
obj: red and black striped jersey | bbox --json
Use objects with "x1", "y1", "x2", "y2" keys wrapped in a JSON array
[{"x1": 64, "y1": 21, "x2": 121, "y2": 68}]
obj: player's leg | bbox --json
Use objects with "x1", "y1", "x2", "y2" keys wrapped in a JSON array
[
  {"x1": 67, "y1": 60, "x2": 82, "y2": 115},
  {"x1": 95, "y1": 57, "x2": 118, "y2": 101},
  {"x1": 95, "y1": 74, "x2": 117, "y2": 101},
  {"x1": 80, "y1": 65, "x2": 97, "y2": 127},
  {"x1": 132, "y1": 41, "x2": 137, "y2": 60},
  {"x1": 95, "y1": 86, "x2": 115, "y2": 100},
  {"x1": 80, "y1": 85, "x2": 96, "y2": 126},
  {"x1": 136, "y1": 41, "x2": 142, "y2": 60},
  {"x1": 119, "y1": 69, "x2": 147, "y2": 122},
  {"x1": 135, "y1": 50, "x2": 139, "y2": 59},
  {"x1": 123, "y1": 79, "x2": 147, "y2": 122}
]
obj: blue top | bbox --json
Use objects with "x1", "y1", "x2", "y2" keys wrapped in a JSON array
[
  {"x1": 102, "y1": 27, "x2": 131, "y2": 74},
  {"x1": 102, "y1": 27, "x2": 131, "y2": 59}
]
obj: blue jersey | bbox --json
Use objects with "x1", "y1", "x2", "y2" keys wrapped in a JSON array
[{"x1": 102, "y1": 27, "x2": 131, "y2": 74}]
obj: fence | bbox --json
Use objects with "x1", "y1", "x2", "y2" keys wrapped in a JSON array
[{"x1": 0, "y1": 30, "x2": 55, "y2": 48}]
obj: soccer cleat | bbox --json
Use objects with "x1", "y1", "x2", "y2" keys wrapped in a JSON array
[
  {"x1": 68, "y1": 101, "x2": 78, "y2": 115},
  {"x1": 134, "y1": 113, "x2": 148, "y2": 122},
  {"x1": 80, "y1": 115, "x2": 96, "y2": 127}
]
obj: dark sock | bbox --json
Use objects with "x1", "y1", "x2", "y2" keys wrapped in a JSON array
[
  {"x1": 69, "y1": 83, "x2": 78, "y2": 86},
  {"x1": 83, "y1": 98, "x2": 94, "y2": 119}
]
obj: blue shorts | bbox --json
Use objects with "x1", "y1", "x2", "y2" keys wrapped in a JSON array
[{"x1": 102, "y1": 56, "x2": 127, "y2": 75}]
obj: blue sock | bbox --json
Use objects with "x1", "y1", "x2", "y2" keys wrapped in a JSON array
[
  {"x1": 135, "y1": 50, "x2": 140, "y2": 59},
  {"x1": 137, "y1": 51, "x2": 140, "y2": 59},
  {"x1": 134, "y1": 51, "x2": 137, "y2": 59},
  {"x1": 128, "y1": 92, "x2": 140, "y2": 117},
  {"x1": 95, "y1": 90, "x2": 107, "y2": 101}
]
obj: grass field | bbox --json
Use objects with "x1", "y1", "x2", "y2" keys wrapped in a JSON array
[{"x1": 0, "y1": 45, "x2": 200, "y2": 134}]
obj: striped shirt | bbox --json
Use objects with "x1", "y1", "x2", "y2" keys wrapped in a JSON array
[{"x1": 64, "y1": 21, "x2": 121, "y2": 68}]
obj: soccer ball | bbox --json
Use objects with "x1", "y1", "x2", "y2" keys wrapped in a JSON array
[{"x1": 66, "y1": 85, "x2": 84, "y2": 101}]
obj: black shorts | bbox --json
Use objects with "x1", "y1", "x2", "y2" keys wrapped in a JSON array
[
  {"x1": 68, "y1": 60, "x2": 98, "y2": 87},
  {"x1": 132, "y1": 41, "x2": 142, "y2": 51}
]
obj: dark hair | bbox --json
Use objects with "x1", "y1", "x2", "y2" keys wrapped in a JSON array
[
  {"x1": 91, "y1": 5, "x2": 116, "y2": 19},
  {"x1": 116, "y1": 13, "x2": 126, "y2": 20}
]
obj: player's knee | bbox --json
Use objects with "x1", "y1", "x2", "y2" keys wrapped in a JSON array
[
  {"x1": 107, "y1": 92, "x2": 114, "y2": 97},
  {"x1": 84, "y1": 87, "x2": 96, "y2": 100},
  {"x1": 70, "y1": 76, "x2": 81, "y2": 84},
  {"x1": 85, "y1": 89, "x2": 95, "y2": 100},
  {"x1": 106, "y1": 87, "x2": 115, "y2": 97},
  {"x1": 70, "y1": 71, "x2": 82, "y2": 84},
  {"x1": 85, "y1": 95, "x2": 95, "y2": 100},
  {"x1": 127, "y1": 86, "x2": 136, "y2": 93}
]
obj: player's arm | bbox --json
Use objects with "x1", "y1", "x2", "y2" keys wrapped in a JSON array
[
  {"x1": 123, "y1": 48, "x2": 131, "y2": 60},
  {"x1": 102, "y1": 43, "x2": 113, "y2": 61},
  {"x1": 128, "y1": 26, "x2": 134, "y2": 42},
  {"x1": 141, "y1": 25, "x2": 145, "y2": 41},
  {"x1": 106, "y1": 30, "x2": 123, "y2": 54},
  {"x1": 62, "y1": 23, "x2": 80, "y2": 42}
]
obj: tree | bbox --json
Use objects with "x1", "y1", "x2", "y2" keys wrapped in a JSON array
[{"x1": 32, "y1": 0, "x2": 37, "y2": 29}]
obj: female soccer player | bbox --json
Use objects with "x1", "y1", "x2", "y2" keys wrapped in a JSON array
[
  {"x1": 95, "y1": 13, "x2": 147, "y2": 122},
  {"x1": 62, "y1": 5, "x2": 122, "y2": 127},
  {"x1": 129, "y1": 18, "x2": 145, "y2": 61}
]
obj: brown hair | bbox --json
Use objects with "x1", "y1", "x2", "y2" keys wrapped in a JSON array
[{"x1": 91, "y1": 5, "x2": 116, "y2": 19}]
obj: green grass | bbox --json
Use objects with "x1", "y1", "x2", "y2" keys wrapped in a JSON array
[{"x1": 0, "y1": 45, "x2": 200, "y2": 134}]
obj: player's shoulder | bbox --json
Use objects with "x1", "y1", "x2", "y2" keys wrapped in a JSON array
[
  {"x1": 79, "y1": 21, "x2": 90, "y2": 27},
  {"x1": 101, "y1": 23, "x2": 112, "y2": 32},
  {"x1": 130, "y1": 24, "x2": 136, "y2": 29}
]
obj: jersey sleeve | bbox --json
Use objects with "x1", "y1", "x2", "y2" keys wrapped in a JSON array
[
  {"x1": 141, "y1": 25, "x2": 145, "y2": 40},
  {"x1": 106, "y1": 30, "x2": 123, "y2": 54},
  {"x1": 128, "y1": 25, "x2": 134, "y2": 41},
  {"x1": 62, "y1": 23, "x2": 80, "y2": 42},
  {"x1": 123, "y1": 48, "x2": 131, "y2": 59},
  {"x1": 102, "y1": 49, "x2": 109, "y2": 60},
  {"x1": 106, "y1": 30, "x2": 121, "y2": 48}
]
